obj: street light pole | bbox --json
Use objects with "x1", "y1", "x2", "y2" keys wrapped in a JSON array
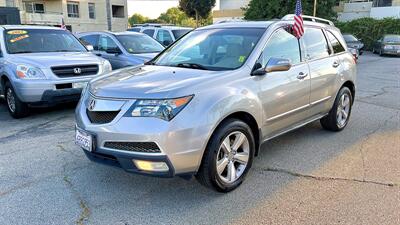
[{"x1": 313, "y1": 0, "x2": 317, "y2": 16}]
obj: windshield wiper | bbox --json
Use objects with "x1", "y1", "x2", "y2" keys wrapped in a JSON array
[
  {"x1": 11, "y1": 51, "x2": 34, "y2": 54},
  {"x1": 51, "y1": 50, "x2": 80, "y2": 52},
  {"x1": 175, "y1": 63, "x2": 208, "y2": 70}
]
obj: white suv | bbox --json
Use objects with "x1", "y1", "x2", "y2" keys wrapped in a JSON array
[{"x1": 127, "y1": 24, "x2": 192, "y2": 46}]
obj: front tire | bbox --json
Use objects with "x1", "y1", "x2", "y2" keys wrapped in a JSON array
[
  {"x1": 5, "y1": 82, "x2": 29, "y2": 118},
  {"x1": 320, "y1": 87, "x2": 353, "y2": 132},
  {"x1": 196, "y1": 119, "x2": 255, "y2": 192}
]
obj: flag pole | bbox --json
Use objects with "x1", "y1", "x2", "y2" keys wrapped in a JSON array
[{"x1": 313, "y1": 0, "x2": 317, "y2": 16}]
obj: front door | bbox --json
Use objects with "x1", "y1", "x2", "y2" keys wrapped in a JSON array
[{"x1": 257, "y1": 28, "x2": 311, "y2": 138}]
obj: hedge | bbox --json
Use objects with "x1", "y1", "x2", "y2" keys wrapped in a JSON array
[{"x1": 336, "y1": 17, "x2": 400, "y2": 50}]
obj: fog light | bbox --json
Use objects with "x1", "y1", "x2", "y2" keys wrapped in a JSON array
[{"x1": 133, "y1": 160, "x2": 169, "y2": 172}]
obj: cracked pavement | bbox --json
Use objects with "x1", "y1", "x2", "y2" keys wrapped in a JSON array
[{"x1": 0, "y1": 52, "x2": 399, "y2": 225}]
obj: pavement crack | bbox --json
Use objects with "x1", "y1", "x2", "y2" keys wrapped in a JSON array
[
  {"x1": 62, "y1": 166, "x2": 91, "y2": 225},
  {"x1": 258, "y1": 167, "x2": 398, "y2": 188}
]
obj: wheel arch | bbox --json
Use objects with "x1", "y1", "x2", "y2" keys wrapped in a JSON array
[
  {"x1": 0, "y1": 74, "x2": 10, "y2": 95},
  {"x1": 341, "y1": 80, "x2": 356, "y2": 104}
]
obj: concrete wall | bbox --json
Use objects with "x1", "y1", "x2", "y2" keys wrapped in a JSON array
[
  {"x1": 219, "y1": 0, "x2": 250, "y2": 10},
  {"x1": 338, "y1": 2, "x2": 372, "y2": 21},
  {"x1": 370, "y1": 6, "x2": 400, "y2": 18}
]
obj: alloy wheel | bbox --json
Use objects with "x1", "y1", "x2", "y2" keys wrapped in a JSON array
[
  {"x1": 6, "y1": 88, "x2": 16, "y2": 113},
  {"x1": 216, "y1": 131, "x2": 250, "y2": 184},
  {"x1": 336, "y1": 93, "x2": 350, "y2": 128}
]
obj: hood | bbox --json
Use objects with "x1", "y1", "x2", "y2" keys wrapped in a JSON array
[
  {"x1": 90, "y1": 65, "x2": 227, "y2": 99},
  {"x1": 131, "y1": 52, "x2": 159, "y2": 62},
  {"x1": 7, "y1": 52, "x2": 105, "y2": 68}
]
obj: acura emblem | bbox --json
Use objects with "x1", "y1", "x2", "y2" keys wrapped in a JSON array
[
  {"x1": 88, "y1": 99, "x2": 96, "y2": 111},
  {"x1": 73, "y1": 68, "x2": 82, "y2": 74}
]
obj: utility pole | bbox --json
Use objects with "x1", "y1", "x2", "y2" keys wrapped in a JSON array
[{"x1": 313, "y1": 0, "x2": 317, "y2": 16}]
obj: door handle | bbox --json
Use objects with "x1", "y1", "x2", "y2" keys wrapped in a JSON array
[
  {"x1": 333, "y1": 61, "x2": 340, "y2": 68},
  {"x1": 297, "y1": 72, "x2": 308, "y2": 80}
]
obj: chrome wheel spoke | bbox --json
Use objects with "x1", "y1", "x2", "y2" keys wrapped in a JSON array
[
  {"x1": 234, "y1": 152, "x2": 249, "y2": 164},
  {"x1": 221, "y1": 137, "x2": 232, "y2": 153},
  {"x1": 343, "y1": 96, "x2": 350, "y2": 107},
  {"x1": 231, "y1": 133, "x2": 246, "y2": 151},
  {"x1": 227, "y1": 161, "x2": 236, "y2": 182},
  {"x1": 341, "y1": 109, "x2": 348, "y2": 120},
  {"x1": 217, "y1": 157, "x2": 229, "y2": 175}
]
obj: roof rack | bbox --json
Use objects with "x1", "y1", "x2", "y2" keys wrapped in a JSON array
[
  {"x1": 132, "y1": 23, "x2": 175, "y2": 28},
  {"x1": 281, "y1": 14, "x2": 335, "y2": 26}
]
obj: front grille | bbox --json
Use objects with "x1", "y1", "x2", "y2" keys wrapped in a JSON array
[
  {"x1": 104, "y1": 142, "x2": 161, "y2": 153},
  {"x1": 52, "y1": 64, "x2": 99, "y2": 78},
  {"x1": 86, "y1": 110, "x2": 119, "y2": 124}
]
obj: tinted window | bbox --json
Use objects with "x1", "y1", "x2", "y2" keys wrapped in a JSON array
[
  {"x1": 79, "y1": 34, "x2": 99, "y2": 50},
  {"x1": 116, "y1": 34, "x2": 164, "y2": 54},
  {"x1": 128, "y1": 28, "x2": 141, "y2": 32},
  {"x1": 259, "y1": 28, "x2": 300, "y2": 66},
  {"x1": 98, "y1": 35, "x2": 119, "y2": 52},
  {"x1": 143, "y1": 29, "x2": 155, "y2": 37},
  {"x1": 5, "y1": 29, "x2": 86, "y2": 54},
  {"x1": 303, "y1": 28, "x2": 329, "y2": 60},
  {"x1": 172, "y1": 29, "x2": 191, "y2": 39},
  {"x1": 343, "y1": 34, "x2": 357, "y2": 42},
  {"x1": 326, "y1": 31, "x2": 345, "y2": 54},
  {"x1": 156, "y1": 29, "x2": 173, "y2": 45},
  {"x1": 153, "y1": 28, "x2": 265, "y2": 71}
]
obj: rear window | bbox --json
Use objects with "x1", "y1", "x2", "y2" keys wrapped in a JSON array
[
  {"x1": 142, "y1": 29, "x2": 155, "y2": 37},
  {"x1": 326, "y1": 31, "x2": 345, "y2": 54},
  {"x1": 172, "y1": 29, "x2": 191, "y2": 39},
  {"x1": 128, "y1": 28, "x2": 141, "y2": 32},
  {"x1": 303, "y1": 28, "x2": 330, "y2": 60}
]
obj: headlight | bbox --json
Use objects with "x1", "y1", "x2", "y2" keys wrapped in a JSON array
[
  {"x1": 102, "y1": 60, "x2": 112, "y2": 73},
  {"x1": 16, "y1": 65, "x2": 46, "y2": 79},
  {"x1": 126, "y1": 95, "x2": 193, "y2": 121}
]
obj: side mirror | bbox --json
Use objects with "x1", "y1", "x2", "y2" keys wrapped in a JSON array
[
  {"x1": 252, "y1": 58, "x2": 292, "y2": 76},
  {"x1": 86, "y1": 45, "x2": 94, "y2": 51},
  {"x1": 163, "y1": 40, "x2": 172, "y2": 46},
  {"x1": 105, "y1": 48, "x2": 122, "y2": 55}
]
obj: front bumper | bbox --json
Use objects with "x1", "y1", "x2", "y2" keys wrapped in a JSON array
[
  {"x1": 382, "y1": 49, "x2": 400, "y2": 56},
  {"x1": 13, "y1": 77, "x2": 94, "y2": 103},
  {"x1": 75, "y1": 95, "x2": 213, "y2": 177}
]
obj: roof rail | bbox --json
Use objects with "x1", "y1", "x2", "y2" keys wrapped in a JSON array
[{"x1": 282, "y1": 14, "x2": 335, "y2": 26}]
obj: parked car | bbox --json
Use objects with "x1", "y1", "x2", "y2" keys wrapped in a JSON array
[
  {"x1": 77, "y1": 31, "x2": 164, "y2": 70},
  {"x1": 372, "y1": 34, "x2": 400, "y2": 56},
  {"x1": 76, "y1": 16, "x2": 356, "y2": 192},
  {"x1": 343, "y1": 34, "x2": 364, "y2": 55},
  {"x1": 127, "y1": 24, "x2": 192, "y2": 46},
  {"x1": 0, "y1": 25, "x2": 112, "y2": 118}
]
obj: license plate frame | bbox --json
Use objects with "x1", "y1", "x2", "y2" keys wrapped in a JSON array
[
  {"x1": 73, "y1": 82, "x2": 88, "y2": 89},
  {"x1": 75, "y1": 128, "x2": 93, "y2": 152}
]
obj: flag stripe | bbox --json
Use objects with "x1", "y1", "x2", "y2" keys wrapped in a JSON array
[{"x1": 294, "y1": 0, "x2": 304, "y2": 39}]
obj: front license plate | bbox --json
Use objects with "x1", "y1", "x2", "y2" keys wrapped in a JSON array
[
  {"x1": 73, "y1": 82, "x2": 88, "y2": 89},
  {"x1": 75, "y1": 129, "x2": 92, "y2": 152}
]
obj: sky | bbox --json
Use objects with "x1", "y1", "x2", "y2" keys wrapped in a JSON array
[{"x1": 127, "y1": 0, "x2": 179, "y2": 19}]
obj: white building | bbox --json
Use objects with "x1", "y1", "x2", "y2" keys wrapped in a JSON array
[
  {"x1": 338, "y1": 0, "x2": 400, "y2": 21},
  {"x1": 212, "y1": 0, "x2": 249, "y2": 23}
]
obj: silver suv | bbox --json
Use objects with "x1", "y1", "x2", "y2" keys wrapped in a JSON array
[
  {"x1": 75, "y1": 17, "x2": 356, "y2": 192},
  {"x1": 0, "y1": 25, "x2": 112, "y2": 118}
]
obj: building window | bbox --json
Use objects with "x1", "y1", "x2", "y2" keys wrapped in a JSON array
[
  {"x1": 373, "y1": 0, "x2": 393, "y2": 7},
  {"x1": 88, "y1": 3, "x2": 95, "y2": 19},
  {"x1": 67, "y1": 1, "x2": 79, "y2": 18},
  {"x1": 112, "y1": 5, "x2": 125, "y2": 18},
  {"x1": 6, "y1": 0, "x2": 15, "y2": 7},
  {"x1": 24, "y1": 2, "x2": 45, "y2": 14}
]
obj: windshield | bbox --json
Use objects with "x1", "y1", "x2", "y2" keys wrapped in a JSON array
[
  {"x1": 152, "y1": 28, "x2": 265, "y2": 71},
  {"x1": 172, "y1": 29, "x2": 192, "y2": 39},
  {"x1": 5, "y1": 29, "x2": 87, "y2": 54},
  {"x1": 343, "y1": 34, "x2": 358, "y2": 42},
  {"x1": 116, "y1": 34, "x2": 164, "y2": 54},
  {"x1": 383, "y1": 35, "x2": 400, "y2": 43}
]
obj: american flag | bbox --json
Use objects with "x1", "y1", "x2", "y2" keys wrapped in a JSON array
[
  {"x1": 61, "y1": 18, "x2": 66, "y2": 30},
  {"x1": 293, "y1": 0, "x2": 304, "y2": 39}
]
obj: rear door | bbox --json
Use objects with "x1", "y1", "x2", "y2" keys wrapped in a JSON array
[
  {"x1": 257, "y1": 28, "x2": 311, "y2": 137},
  {"x1": 303, "y1": 27, "x2": 339, "y2": 115}
]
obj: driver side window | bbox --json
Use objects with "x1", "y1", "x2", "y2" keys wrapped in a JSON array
[
  {"x1": 98, "y1": 35, "x2": 119, "y2": 52},
  {"x1": 257, "y1": 28, "x2": 301, "y2": 66}
]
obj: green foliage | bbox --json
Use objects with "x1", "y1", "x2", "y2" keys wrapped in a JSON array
[
  {"x1": 243, "y1": 0, "x2": 337, "y2": 21},
  {"x1": 159, "y1": 7, "x2": 197, "y2": 27},
  {"x1": 336, "y1": 17, "x2": 400, "y2": 50},
  {"x1": 128, "y1": 13, "x2": 148, "y2": 26},
  {"x1": 179, "y1": 0, "x2": 216, "y2": 21}
]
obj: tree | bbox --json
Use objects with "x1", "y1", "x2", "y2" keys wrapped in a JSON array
[
  {"x1": 128, "y1": 13, "x2": 148, "y2": 26},
  {"x1": 243, "y1": 0, "x2": 337, "y2": 21},
  {"x1": 158, "y1": 7, "x2": 196, "y2": 27},
  {"x1": 179, "y1": 0, "x2": 216, "y2": 27}
]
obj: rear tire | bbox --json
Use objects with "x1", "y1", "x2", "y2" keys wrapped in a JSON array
[
  {"x1": 196, "y1": 119, "x2": 255, "y2": 192},
  {"x1": 320, "y1": 87, "x2": 353, "y2": 132},
  {"x1": 5, "y1": 81, "x2": 29, "y2": 118}
]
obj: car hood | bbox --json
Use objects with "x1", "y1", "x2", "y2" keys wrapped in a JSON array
[
  {"x1": 131, "y1": 52, "x2": 159, "y2": 62},
  {"x1": 89, "y1": 65, "x2": 227, "y2": 99},
  {"x1": 7, "y1": 52, "x2": 105, "y2": 68}
]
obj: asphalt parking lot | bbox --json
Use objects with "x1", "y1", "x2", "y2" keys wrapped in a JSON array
[{"x1": 0, "y1": 52, "x2": 399, "y2": 225}]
